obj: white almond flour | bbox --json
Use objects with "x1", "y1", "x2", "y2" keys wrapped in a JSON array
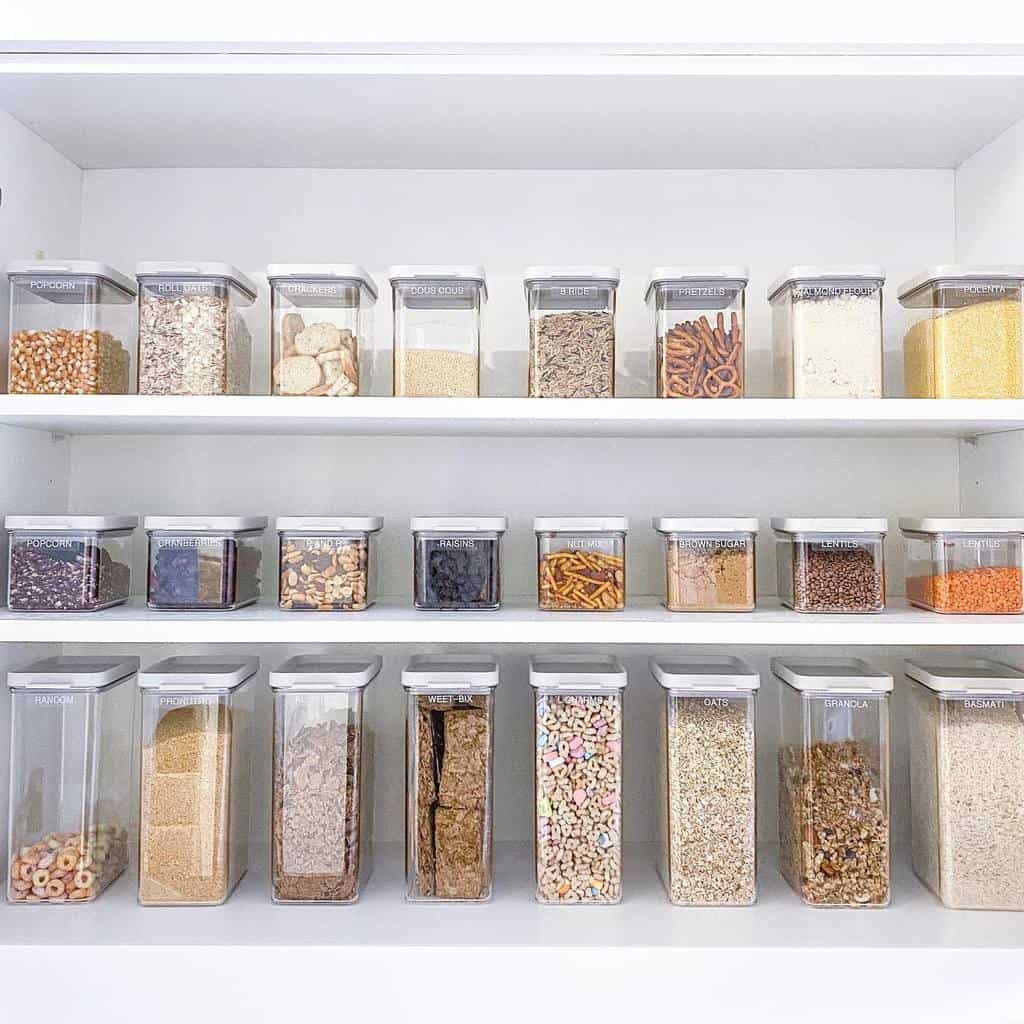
[{"x1": 790, "y1": 292, "x2": 883, "y2": 398}]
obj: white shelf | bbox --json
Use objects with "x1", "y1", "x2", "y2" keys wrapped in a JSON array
[
  {"x1": 2, "y1": 597, "x2": 1019, "y2": 645},
  {"x1": 1, "y1": 396, "x2": 1023, "y2": 439},
  {"x1": 4, "y1": 842, "x2": 1021, "y2": 950}
]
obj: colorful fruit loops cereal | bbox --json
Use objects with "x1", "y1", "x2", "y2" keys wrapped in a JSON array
[{"x1": 8, "y1": 825, "x2": 128, "y2": 903}]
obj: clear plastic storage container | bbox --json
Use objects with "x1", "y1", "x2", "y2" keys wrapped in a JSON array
[
  {"x1": 898, "y1": 267, "x2": 1024, "y2": 398},
  {"x1": 654, "y1": 516, "x2": 757, "y2": 611},
  {"x1": 268, "y1": 264, "x2": 377, "y2": 397},
  {"x1": 905, "y1": 659, "x2": 1024, "y2": 910},
  {"x1": 270, "y1": 655, "x2": 381, "y2": 903},
  {"x1": 768, "y1": 266, "x2": 885, "y2": 398},
  {"x1": 5, "y1": 515, "x2": 136, "y2": 612},
  {"x1": 525, "y1": 266, "x2": 619, "y2": 398},
  {"x1": 389, "y1": 266, "x2": 485, "y2": 397},
  {"x1": 403, "y1": 655, "x2": 498, "y2": 902},
  {"x1": 774, "y1": 658, "x2": 892, "y2": 907},
  {"x1": 534, "y1": 516, "x2": 627, "y2": 611},
  {"x1": 277, "y1": 516, "x2": 383, "y2": 611},
  {"x1": 145, "y1": 516, "x2": 266, "y2": 610},
  {"x1": 7, "y1": 260, "x2": 136, "y2": 395},
  {"x1": 652, "y1": 657, "x2": 758, "y2": 906},
  {"x1": 772, "y1": 517, "x2": 887, "y2": 613},
  {"x1": 7, "y1": 656, "x2": 138, "y2": 904},
  {"x1": 900, "y1": 517, "x2": 1024, "y2": 615},
  {"x1": 646, "y1": 267, "x2": 748, "y2": 398},
  {"x1": 138, "y1": 656, "x2": 257, "y2": 905},
  {"x1": 532, "y1": 655, "x2": 626, "y2": 904},
  {"x1": 136, "y1": 261, "x2": 256, "y2": 395},
  {"x1": 411, "y1": 516, "x2": 507, "y2": 610}
]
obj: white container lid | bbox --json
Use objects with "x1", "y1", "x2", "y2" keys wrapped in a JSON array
[
  {"x1": 899, "y1": 516, "x2": 1024, "y2": 535},
  {"x1": 772, "y1": 657, "x2": 893, "y2": 693},
  {"x1": 387, "y1": 265, "x2": 487, "y2": 301},
  {"x1": 401, "y1": 654, "x2": 499, "y2": 691},
  {"x1": 269, "y1": 654, "x2": 382, "y2": 691},
  {"x1": 144, "y1": 515, "x2": 268, "y2": 532},
  {"x1": 4, "y1": 514, "x2": 138, "y2": 532},
  {"x1": 653, "y1": 516, "x2": 758, "y2": 534},
  {"x1": 7, "y1": 259, "x2": 137, "y2": 296},
  {"x1": 136, "y1": 261, "x2": 257, "y2": 301},
  {"x1": 410, "y1": 516, "x2": 507, "y2": 533},
  {"x1": 905, "y1": 658, "x2": 1024, "y2": 695},
  {"x1": 767, "y1": 265, "x2": 885, "y2": 302},
  {"x1": 897, "y1": 266, "x2": 1024, "y2": 301},
  {"x1": 276, "y1": 516, "x2": 383, "y2": 533},
  {"x1": 533, "y1": 516, "x2": 628, "y2": 533},
  {"x1": 651, "y1": 656, "x2": 759, "y2": 692},
  {"x1": 138, "y1": 655, "x2": 259, "y2": 691},
  {"x1": 530, "y1": 654, "x2": 627, "y2": 690},
  {"x1": 524, "y1": 265, "x2": 620, "y2": 284},
  {"x1": 644, "y1": 266, "x2": 749, "y2": 302},
  {"x1": 8, "y1": 655, "x2": 140, "y2": 691},
  {"x1": 266, "y1": 264, "x2": 378, "y2": 300},
  {"x1": 771, "y1": 517, "x2": 888, "y2": 535}
]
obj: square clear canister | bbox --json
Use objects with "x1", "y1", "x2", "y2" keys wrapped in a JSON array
[
  {"x1": 772, "y1": 517, "x2": 887, "y2": 614},
  {"x1": 5, "y1": 515, "x2": 136, "y2": 612},
  {"x1": 900, "y1": 517, "x2": 1024, "y2": 614},
  {"x1": 652, "y1": 658, "x2": 758, "y2": 906},
  {"x1": 525, "y1": 266, "x2": 619, "y2": 398},
  {"x1": 7, "y1": 656, "x2": 138, "y2": 905},
  {"x1": 534, "y1": 516, "x2": 627, "y2": 611},
  {"x1": 768, "y1": 266, "x2": 885, "y2": 398},
  {"x1": 277, "y1": 516, "x2": 383, "y2": 611},
  {"x1": 138, "y1": 656, "x2": 258, "y2": 905},
  {"x1": 137, "y1": 261, "x2": 256, "y2": 395},
  {"x1": 390, "y1": 266, "x2": 485, "y2": 396},
  {"x1": 403, "y1": 655, "x2": 498, "y2": 902},
  {"x1": 532, "y1": 655, "x2": 626, "y2": 904},
  {"x1": 905, "y1": 659, "x2": 1024, "y2": 910},
  {"x1": 646, "y1": 266, "x2": 748, "y2": 398},
  {"x1": 145, "y1": 516, "x2": 267, "y2": 610},
  {"x1": 774, "y1": 658, "x2": 892, "y2": 907},
  {"x1": 7, "y1": 260, "x2": 136, "y2": 394},
  {"x1": 654, "y1": 516, "x2": 757, "y2": 611},
  {"x1": 270, "y1": 655, "x2": 381, "y2": 903},
  {"x1": 898, "y1": 267, "x2": 1024, "y2": 398},
  {"x1": 411, "y1": 516, "x2": 507, "y2": 610},
  {"x1": 269, "y1": 264, "x2": 377, "y2": 396}
]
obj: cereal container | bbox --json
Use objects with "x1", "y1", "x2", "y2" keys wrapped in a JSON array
[
  {"x1": 534, "y1": 516, "x2": 627, "y2": 611},
  {"x1": 905, "y1": 659, "x2": 1024, "y2": 910},
  {"x1": 900, "y1": 517, "x2": 1024, "y2": 615},
  {"x1": 402, "y1": 655, "x2": 498, "y2": 902},
  {"x1": 145, "y1": 516, "x2": 267, "y2": 610},
  {"x1": 898, "y1": 267, "x2": 1024, "y2": 398},
  {"x1": 532, "y1": 655, "x2": 626, "y2": 904},
  {"x1": 654, "y1": 516, "x2": 757, "y2": 611},
  {"x1": 645, "y1": 267, "x2": 748, "y2": 398},
  {"x1": 7, "y1": 260, "x2": 136, "y2": 394},
  {"x1": 7, "y1": 656, "x2": 138, "y2": 905},
  {"x1": 268, "y1": 264, "x2": 377, "y2": 396},
  {"x1": 768, "y1": 266, "x2": 885, "y2": 398},
  {"x1": 525, "y1": 266, "x2": 619, "y2": 397},
  {"x1": 5, "y1": 515, "x2": 137, "y2": 612},
  {"x1": 136, "y1": 261, "x2": 256, "y2": 395},
  {"x1": 277, "y1": 516, "x2": 383, "y2": 611},
  {"x1": 651, "y1": 657, "x2": 758, "y2": 906},
  {"x1": 270, "y1": 655, "x2": 381, "y2": 903},
  {"x1": 138, "y1": 656, "x2": 257, "y2": 905},
  {"x1": 772, "y1": 517, "x2": 887, "y2": 613},
  {"x1": 411, "y1": 516, "x2": 507, "y2": 610},
  {"x1": 774, "y1": 657, "x2": 892, "y2": 907},
  {"x1": 389, "y1": 266, "x2": 486, "y2": 397}
]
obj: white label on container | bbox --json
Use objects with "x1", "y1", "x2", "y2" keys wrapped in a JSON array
[
  {"x1": 159, "y1": 695, "x2": 218, "y2": 707},
  {"x1": 676, "y1": 537, "x2": 746, "y2": 551},
  {"x1": 33, "y1": 694, "x2": 75, "y2": 705},
  {"x1": 565, "y1": 538, "x2": 611, "y2": 551},
  {"x1": 558, "y1": 695, "x2": 606, "y2": 707},
  {"x1": 155, "y1": 538, "x2": 225, "y2": 551},
  {"x1": 151, "y1": 281, "x2": 219, "y2": 296},
  {"x1": 436, "y1": 538, "x2": 479, "y2": 550},
  {"x1": 825, "y1": 699, "x2": 869, "y2": 709},
  {"x1": 703, "y1": 697, "x2": 731, "y2": 708},
  {"x1": 409, "y1": 284, "x2": 468, "y2": 297},
  {"x1": 958, "y1": 538, "x2": 1003, "y2": 550},
  {"x1": 24, "y1": 537, "x2": 78, "y2": 549},
  {"x1": 963, "y1": 698, "x2": 1008, "y2": 709},
  {"x1": 793, "y1": 285, "x2": 876, "y2": 299},
  {"x1": 669, "y1": 286, "x2": 727, "y2": 299},
  {"x1": 425, "y1": 693, "x2": 477, "y2": 705},
  {"x1": 557, "y1": 286, "x2": 595, "y2": 298},
  {"x1": 26, "y1": 279, "x2": 77, "y2": 291},
  {"x1": 816, "y1": 539, "x2": 863, "y2": 550}
]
